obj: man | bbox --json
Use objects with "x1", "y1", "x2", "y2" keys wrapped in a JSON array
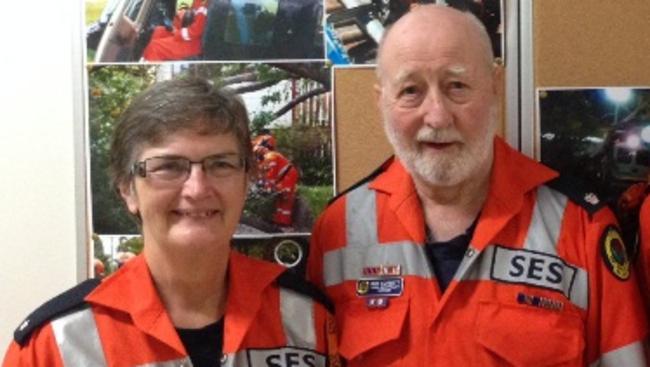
[{"x1": 308, "y1": 5, "x2": 647, "y2": 366}]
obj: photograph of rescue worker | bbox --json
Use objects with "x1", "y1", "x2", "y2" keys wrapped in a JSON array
[
  {"x1": 325, "y1": 0, "x2": 501, "y2": 64},
  {"x1": 142, "y1": 0, "x2": 209, "y2": 61},
  {"x1": 87, "y1": 0, "x2": 324, "y2": 62},
  {"x1": 308, "y1": 5, "x2": 648, "y2": 366},
  {"x1": 2, "y1": 78, "x2": 338, "y2": 367},
  {"x1": 252, "y1": 133, "x2": 300, "y2": 231}
]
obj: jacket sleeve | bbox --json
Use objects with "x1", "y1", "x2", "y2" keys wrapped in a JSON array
[
  {"x1": 2, "y1": 325, "x2": 64, "y2": 367},
  {"x1": 581, "y1": 205, "x2": 648, "y2": 366}
]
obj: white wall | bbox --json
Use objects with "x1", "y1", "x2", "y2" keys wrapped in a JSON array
[{"x1": 0, "y1": 0, "x2": 84, "y2": 352}]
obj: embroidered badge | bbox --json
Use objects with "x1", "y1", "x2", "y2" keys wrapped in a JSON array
[
  {"x1": 356, "y1": 277, "x2": 404, "y2": 297},
  {"x1": 362, "y1": 264, "x2": 402, "y2": 276},
  {"x1": 601, "y1": 226, "x2": 630, "y2": 281},
  {"x1": 516, "y1": 292, "x2": 564, "y2": 312},
  {"x1": 366, "y1": 297, "x2": 390, "y2": 309}
]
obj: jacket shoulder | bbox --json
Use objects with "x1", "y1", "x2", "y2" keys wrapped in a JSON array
[
  {"x1": 544, "y1": 174, "x2": 607, "y2": 215},
  {"x1": 13, "y1": 278, "x2": 101, "y2": 346},
  {"x1": 276, "y1": 270, "x2": 334, "y2": 314}
]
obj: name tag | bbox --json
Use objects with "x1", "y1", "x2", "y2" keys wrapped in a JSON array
[
  {"x1": 247, "y1": 347, "x2": 326, "y2": 367},
  {"x1": 490, "y1": 246, "x2": 577, "y2": 298},
  {"x1": 356, "y1": 277, "x2": 404, "y2": 297}
]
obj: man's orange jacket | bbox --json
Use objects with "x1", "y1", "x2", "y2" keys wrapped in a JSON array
[
  {"x1": 4, "y1": 251, "x2": 338, "y2": 366},
  {"x1": 308, "y1": 137, "x2": 647, "y2": 366}
]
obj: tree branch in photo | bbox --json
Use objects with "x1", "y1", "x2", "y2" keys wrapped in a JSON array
[{"x1": 272, "y1": 87, "x2": 328, "y2": 119}]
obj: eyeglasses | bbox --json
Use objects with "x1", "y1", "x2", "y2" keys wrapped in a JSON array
[{"x1": 131, "y1": 154, "x2": 246, "y2": 185}]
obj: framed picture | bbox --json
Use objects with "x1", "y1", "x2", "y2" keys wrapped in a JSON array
[{"x1": 537, "y1": 86, "x2": 650, "y2": 252}]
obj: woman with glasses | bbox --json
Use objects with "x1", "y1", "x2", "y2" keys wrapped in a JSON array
[{"x1": 3, "y1": 78, "x2": 339, "y2": 367}]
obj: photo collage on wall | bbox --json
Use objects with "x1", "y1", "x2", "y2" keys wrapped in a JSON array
[
  {"x1": 84, "y1": 0, "x2": 503, "y2": 276},
  {"x1": 537, "y1": 87, "x2": 650, "y2": 259}
]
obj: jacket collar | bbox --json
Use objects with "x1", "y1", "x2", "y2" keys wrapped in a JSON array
[
  {"x1": 86, "y1": 251, "x2": 285, "y2": 355},
  {"x1": 223, "y1": 251, "x2": 285, "y2": 353},
  {"x1": 368, "y1": 137, "x2": 558, "y2": 249}
]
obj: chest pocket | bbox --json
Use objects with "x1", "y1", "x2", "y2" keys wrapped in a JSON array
[
  {"x1": 475, "y1": 301, "x2": 584, "y2": 367},
  {"x1": 337, "y1": 297, "x2": 409, "y2": 362}
]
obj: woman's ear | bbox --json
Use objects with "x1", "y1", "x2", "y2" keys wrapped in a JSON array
[{"x1": 119, "y1": 182, "x2": 139, "y2": 215}]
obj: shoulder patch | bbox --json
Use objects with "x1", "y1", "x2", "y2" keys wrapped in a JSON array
[
  {"x1": 14, "y1": 278, "x2": 101, "y2": 346},
  {"x1": 327, "y1": 156, "x2": 394, "y2": 207},
  {"x1": 545, "y1": 175, "x2": 607, "y2": 215},
  {"x1": 277, "y1": 270, "x2": 334, "y2": 314},
  {"x1": 600, "y1": 225, "x2": 631, "y2": 281}
]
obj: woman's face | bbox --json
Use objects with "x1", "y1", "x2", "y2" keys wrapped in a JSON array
[{"x1": 120, "y1": 130, "x2": 248, "y2": 255}]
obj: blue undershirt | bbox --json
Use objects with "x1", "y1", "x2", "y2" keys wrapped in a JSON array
[{"x1": 424, "y1": 219, "x2": 477, "y2": 292}]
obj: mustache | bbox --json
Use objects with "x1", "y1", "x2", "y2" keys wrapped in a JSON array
[{"x1": 415, "y1": 127, "x2": 463, "y2": 143}]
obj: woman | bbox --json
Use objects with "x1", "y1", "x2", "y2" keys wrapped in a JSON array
[{"x1": 3, "y1": 78, "x2": 338, "y2": 367}]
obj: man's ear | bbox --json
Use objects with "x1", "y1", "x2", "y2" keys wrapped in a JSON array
[
  {"x1": 374, "y1": 82, "x2": 383, "y2": 110},
  {"x1": 119, "y1": 182, "x2": 139, "y2": 215},
  {"x1": 491, "y1": 63, "x2": 505, "y2": 97}
]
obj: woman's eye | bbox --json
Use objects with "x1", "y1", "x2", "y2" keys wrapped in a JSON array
[{"x1": 154, "y1": 160, "x2": 185, "y2": 172}]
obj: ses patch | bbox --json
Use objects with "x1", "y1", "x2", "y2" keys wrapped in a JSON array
[
  {"x1": 490, "y1": 246, "x2": 578, "y2": 298},
  {"x1": 247, "y1": 347, "x2": 326, "y2": 367}
]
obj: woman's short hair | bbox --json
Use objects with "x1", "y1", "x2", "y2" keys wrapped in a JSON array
[{"x1": 108, "y1": 77, "x2": 254, "y2": 192}]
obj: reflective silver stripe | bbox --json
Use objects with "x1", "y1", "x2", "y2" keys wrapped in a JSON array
[
  {"x1": 135, "y1": 358, "x2": 193, "y2": 367},
  {"x1": 336, "y1": 181, "x2": 589, "y2": 309},
  {"x1": 323, "y1": 242, "x2": 433, "y2": 287},
  {"x1": 589, "y1": 341, "x2": 647, "y2": 367},
  {"x1": 279, "y1": 288, "x2": 316, "y2": 348},
  {"x1": 51, "y1": 308, "x2": 108, "y2": 367},
  {"x1": 220, "y1": 352, "x2": 244, "y2": 367},
  {"x1": 457, "y1": 246, "x2": 589, "y2": 309},
  {"x1": 523, "y1": 186, "x2": 567, "y2": 254},
  {"x1": 345, "y1": 183, "x2": 378, "y2": 247},
  {"x1": 181, "y1": 28, "x2": 191, "y2": 41}
]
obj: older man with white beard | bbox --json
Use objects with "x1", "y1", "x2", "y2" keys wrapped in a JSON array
[{"x1": 307, "y1": 4, "x2": 647, "y2": 366}]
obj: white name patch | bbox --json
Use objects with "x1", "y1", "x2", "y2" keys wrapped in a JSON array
[
  {"x1": 490, "y1": 246, "x2": 577, "y2": 298},
  {"x1": 247, "y1": 347, "x2": 326, "y2": 367}
]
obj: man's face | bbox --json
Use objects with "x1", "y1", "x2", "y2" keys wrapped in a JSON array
[{"x1": 377, "y1": 9, "x2": 500, "y2": 187}]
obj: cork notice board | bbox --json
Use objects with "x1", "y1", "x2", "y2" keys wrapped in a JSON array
[
  {"x1": 534, "y1": 1, "x2": 650, "y2": 88},
  {"x1": 333, "y1": 66, "x2": 392, "y2": 193}
]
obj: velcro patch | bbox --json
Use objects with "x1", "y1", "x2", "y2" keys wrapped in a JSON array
[
  {"x1": 247, "y1": 347, "x2": 326, "y2": 367},
  {"x1": 491, "y1": 246, "x2": 577, "y2": 298},
  {"x1": 600, "y1": 226, "x2": 630, "y2": 281},
  {"x1": 356, "y1": 277, "x2": 403, "y2": 297}
]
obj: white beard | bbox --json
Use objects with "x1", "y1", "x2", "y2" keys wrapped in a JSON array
[{"x1": 383, "y1": 107, "x2": 497, "y2": 187}]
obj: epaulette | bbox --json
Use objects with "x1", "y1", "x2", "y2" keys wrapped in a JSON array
[
  {"x1": 14, "y1": 278, "x2": 101, "y2": 346},
  {"x1": 277, "y1": 270, "x2": 334, "y2": 314},
  {"x1": 328, "y1": 156, "x2": 394, "y2": 207},
  {"x1": 545, "y1": 174, "x2": 608, "y2": 215}
]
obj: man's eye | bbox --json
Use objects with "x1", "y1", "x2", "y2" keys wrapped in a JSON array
[
  {"x1": 400, "y1": 85, "x2": 419, "y2": 96},
  {"x1": 449, "y1": 81, "x2": 467, "y2": 90}
]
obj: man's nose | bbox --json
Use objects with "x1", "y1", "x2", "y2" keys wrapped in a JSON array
[{"x1": 420, "y1": 90, "x2": 453, "y2": 129}]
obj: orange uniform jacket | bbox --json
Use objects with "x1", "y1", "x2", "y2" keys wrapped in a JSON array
[
  {"x1": 4, "y1": 251, "x2": 338, "y2": 366},
  {"x1": 308, "y1": 137, "x2": 647, "y2": 366},
  {"x1": 260, "y1": 151, "x2": 299, "y2": 226}
]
